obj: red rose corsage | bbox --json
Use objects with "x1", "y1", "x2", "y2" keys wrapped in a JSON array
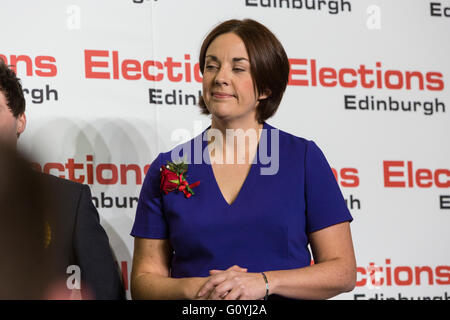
[{"x1": 160, "y1": 160, "x2": 200, "y2": 198}]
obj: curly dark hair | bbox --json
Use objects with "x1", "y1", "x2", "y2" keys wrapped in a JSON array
[
  {"x1": 198, "y1": 19, "x2": 290, "y2": 123},
  {"x1": 0, "y1": 59, "x2": 26, "y2": 117}
]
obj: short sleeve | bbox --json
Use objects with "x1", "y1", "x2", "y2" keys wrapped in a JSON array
[
  {"x1": 130, "y1": 153, "x2": 168, "y2": 239},
  {"x1": 305, "y1": 140, "x2": 353, "y2": 233}
]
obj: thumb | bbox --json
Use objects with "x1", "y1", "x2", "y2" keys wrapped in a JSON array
[
  {"x1": 229, "y1": 265, "x2": 248, "y2": 272},
  {"x1": 209, "y1": 269, "x2": 223, "y2": 275}
]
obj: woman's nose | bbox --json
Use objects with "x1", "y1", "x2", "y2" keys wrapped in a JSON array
[{"x1": 214, "y1": 67, "x2": 230, "y2": 86}]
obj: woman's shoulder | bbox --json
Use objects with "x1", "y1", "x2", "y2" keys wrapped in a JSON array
[
  {"x1": 265, "y1": 122, "x2": 313, "y2": 152},
  {"x1": 153, "y1": 130, "x2": 205, "y2": 166}
]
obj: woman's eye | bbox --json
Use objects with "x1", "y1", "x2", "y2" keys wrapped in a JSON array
[{"x1": 205, "y1": 65, "x2": 218, "y2": 70}]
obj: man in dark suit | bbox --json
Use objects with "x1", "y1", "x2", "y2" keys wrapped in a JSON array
[{"x1": 0, "y1": 59, "x2": 125, "y2": 299}]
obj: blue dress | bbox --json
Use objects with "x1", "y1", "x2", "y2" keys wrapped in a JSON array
[{"x1": 131, "y1": 122, "x2": 352, "y2": 278}]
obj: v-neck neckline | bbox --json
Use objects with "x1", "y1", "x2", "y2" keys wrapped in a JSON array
[{"x1": 203, "y1": 122, "x2": 267, "y2": 207}]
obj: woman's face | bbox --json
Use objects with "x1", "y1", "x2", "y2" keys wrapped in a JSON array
[{"x1": 202, "y1": 32, "x2": 267, "y2": 123}]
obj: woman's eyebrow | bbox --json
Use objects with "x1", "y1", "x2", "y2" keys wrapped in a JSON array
[
  {"x1": 205, "y1": 55, "x2": 219, "y2": 62},
  {"x1": 232, "y1": 57, "x2": 249, "y2": 62},
  {"x1": 205, "y1": 55, "x2": 249, "y2": 63}
]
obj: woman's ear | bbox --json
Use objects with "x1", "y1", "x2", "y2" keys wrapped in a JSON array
[{"x1": 258, "y1": 88, "x2": 271, "y2": 101}]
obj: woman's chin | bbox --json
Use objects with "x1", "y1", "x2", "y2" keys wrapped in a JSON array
[
  {"x1": 211, "y1": 113, "x2": 235, "y2": 122},
  {"x1": 208, "y1": 106, "x2": 236, "y2": 120}
]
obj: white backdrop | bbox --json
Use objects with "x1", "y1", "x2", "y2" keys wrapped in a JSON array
[{"x1": 2, "y1": 0, "x2": 449, "y2": 300}]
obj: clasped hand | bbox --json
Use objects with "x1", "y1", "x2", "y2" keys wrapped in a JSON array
[{"x1": 196, "y1": 265, "x2": 266, "y2": 300}]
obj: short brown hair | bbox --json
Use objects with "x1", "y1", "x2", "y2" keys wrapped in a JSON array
[{"x1": 198, "y1": 19, "x2": 290, "y2": 123}]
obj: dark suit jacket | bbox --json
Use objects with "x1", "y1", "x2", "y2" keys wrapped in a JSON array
[{"x1": 42, "y1": 174, "x2": 125, "y2": 300}]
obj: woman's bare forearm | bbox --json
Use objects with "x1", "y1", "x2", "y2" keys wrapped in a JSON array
[
  {"x1": 131, "y1": 273, "x2": 209, "y2": 300},
  {"x1": 265, "y1": 258, "x2": 356, "y2": 300}
]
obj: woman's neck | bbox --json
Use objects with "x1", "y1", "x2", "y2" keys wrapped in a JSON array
[{"x1": 208, "y1": 116, "x2": 264, "y2": 165}]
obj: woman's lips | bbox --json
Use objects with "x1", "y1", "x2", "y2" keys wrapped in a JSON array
[{"x1": 212, "y1": 92, "x2": 234, "y2": 99}]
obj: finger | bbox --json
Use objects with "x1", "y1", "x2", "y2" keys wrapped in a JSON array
[
  {"x1": 210, "y1": 267, "x2": 247, "y2": 275},
  {"x1": 197, "y1": 282, "x2": 215, "y2": 298},
  {"x1": 229, "y1": 265, "x2": 246, "y2": 271},
  {"x1": 238, "y1": 291, "x2": 252, "y2": 300},
  {"x1": 224, "y1": 286, "x2": 243, "y2": 300},
  {"x1": 206, "y1": 285, "x2": 222, "y2": 300},
  {"x1": 208, "y1": 288, "x2": 225, "y2": 300},
  {"x1": 228, "y1": 265, "x2": 248, "y2": 272},
  {"x1": 207, "y1": 274, "x2": 242, "y2": 300},
  {"x1": 207, "y1": 265, "x2": 242, "y2": 274},
  {"x1": 209, "y1": 269, "x2": 223, "y2": 275},
  {"x1": 197, "y1": 274, "x2": 227, "y2": 297},
  {"x1": 210, "y1": 279, "x2": 236, "y2": 299},
  {"x1": 208, "y1": 288, "x2": 231, "y2": 300}
]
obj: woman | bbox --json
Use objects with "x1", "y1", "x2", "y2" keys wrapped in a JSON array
[{"x1": 131, "y1": 19, "x2": 356, "y2": 300}]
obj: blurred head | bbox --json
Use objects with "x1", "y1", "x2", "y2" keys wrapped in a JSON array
[
  {"x1": 0, "y1": 144, "x2": 52, "y2": 299},
  {"x1": 198, "y1": 19, "x2": 290, "y2": 124},
  {"x1": 0, "y1": 145, "x2": 88, "y2": 300},
  {"x1": 0, "y1": 59, "x2": 26, "y2": 146}
]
